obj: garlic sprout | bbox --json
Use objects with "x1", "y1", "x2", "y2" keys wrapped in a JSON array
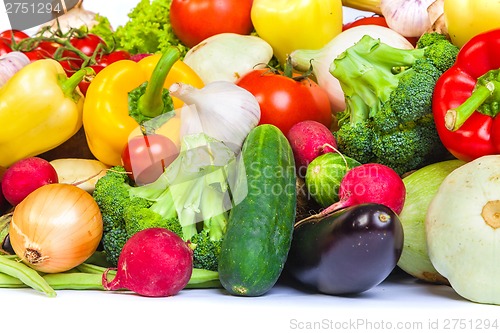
[
  {"x1": 381, "y1": 0, "x2": 436, "y2": 37},
  {"x1": 169, "y1": 81, "x2": 261, "y2": 153}
]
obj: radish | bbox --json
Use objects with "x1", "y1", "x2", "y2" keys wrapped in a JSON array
[
  {"x1": 1, "y1": 157, "x2": 59, "y2": 206},
  {"x1": 102, "y1": 228, "x2": 193, "y2": 297},
  {"x1": 286, "y1": 120, "x2": 337, "y2": 177},
  {"x1": 299, "y1": 163, "x2": 406, "y2": 223}
]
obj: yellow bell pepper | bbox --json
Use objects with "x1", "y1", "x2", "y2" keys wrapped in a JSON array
[
  {"x1": 251, "y1": 0, "x2": 343, "y2": 64},
  {"x1": 444, "y1": 0, "x2": 500, "y2": 48},
  {"x1": 83, "y1": 47, "x2": 204, "y2": 166},
  {"x1": 0, "y1": 59, "x2": 86, "y2": 168}
]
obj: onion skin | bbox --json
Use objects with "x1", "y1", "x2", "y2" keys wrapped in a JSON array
[{"x1": 9, "y1": 184, "x2": 103, "y2": 273}]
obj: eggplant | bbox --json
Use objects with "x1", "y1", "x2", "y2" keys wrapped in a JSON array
[{"x1": 286, "y1": 203, "x2": 404, "y2": 295}]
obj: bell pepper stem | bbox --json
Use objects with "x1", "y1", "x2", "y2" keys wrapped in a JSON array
[
  {"x1": 137, "y1": 47, "x2": 181, "y2": 118},
  {"x1": 445, "y1": 82, "x2": 494, "y2": 131},
  {"x1": 59, "y1": 67, "x2": 95, "y2": 97}
]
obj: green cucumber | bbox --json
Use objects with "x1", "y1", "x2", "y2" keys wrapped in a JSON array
[
  {"x1": 305, "y1": 153, "x2": 361, "y2": 207},
  {"x1": 218, "y1": 124, "x2": 297, "y2": 296}
]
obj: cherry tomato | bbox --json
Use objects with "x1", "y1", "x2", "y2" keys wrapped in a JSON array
[
  {"x1": 64, "y1": 33, "x2": 107, "y2": 59},
  {"x1": 0, "y1": 29, "x2": 29, "y2": 44},
  {"x1": 78, "y1": 64, "x2": 105, "y2": 96},
  {"x1": 35, "y1": 40, "x2": 62, "y2": 56},
  {"x1": 236, "y1": 69, "x2": 333, "y2": 135},
  {"x1": 23, "y1": 48, "x2": 51, "y2": 62},
  {"x1": 59, "y1": 59, "x2": 84, "y2": 76},
  {"x1": 169, "y1": 0, "x2": 253, "y2": 48},
  {"x1": 96, "y1": 50, "x2": 130, "y2": 67},
  {"x1": 0, "y1": 38, "x2": 12, "y2": 56},
  {"x1": 122, "y1": 134, "x2": 180, "y2": 185}
]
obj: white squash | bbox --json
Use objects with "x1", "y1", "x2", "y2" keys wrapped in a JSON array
[{"x1": 425, "y1": 155, "x2": 500, "y2": 304}]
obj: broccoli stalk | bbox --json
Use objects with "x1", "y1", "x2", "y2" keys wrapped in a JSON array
[
  {"x1": 330, "y1": 33, "x2": 459, "y2": 175},
  {"x1": 93, "y1": 132, "x2": 236, "y2": 275}
]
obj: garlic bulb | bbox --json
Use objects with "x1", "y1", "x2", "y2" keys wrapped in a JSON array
[
  {"x1": 169, "y1": 81, "x2": 261, "y2": 153},
  {"x1": 381, "y1": 0, "x2": 436, "y2": 37}
]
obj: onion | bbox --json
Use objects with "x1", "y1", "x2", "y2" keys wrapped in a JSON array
[{"x1": 9, "y1": 184, "x2": 103, "y2": 273}]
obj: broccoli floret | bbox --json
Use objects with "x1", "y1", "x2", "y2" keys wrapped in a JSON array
[
  {"x1": 101, "y1": 228, "x2": 129, "y2": 267},
  {"x1": 92, "y1": 166, "x2": 131, "y2": 233},
  {"x1": 330, "y1": 33, "x2": 457, "y2": 174},
  {"x1": 335, "y1": 120, "x2": 375, "y2": 163},
  {"x1": 122, "y1": 197, "x2": 183, "y2": 238},
  {"x1": 189, "y1": 230, "x2": 223, "y2": 272}
]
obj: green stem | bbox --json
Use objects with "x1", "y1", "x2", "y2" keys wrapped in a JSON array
[
  {"x1": 137, "y1": 47, "x2": 180, "y2": 118},
  {"x1": 59, "y1": 67, "x2": 95, "y2": 96},
  {"x1": 445, "y1": 83, "x2": 493, "y2": 131}
]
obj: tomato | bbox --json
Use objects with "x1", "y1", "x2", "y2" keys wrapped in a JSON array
[
  {"x1": 35, "y1": 40, "x2": 63, "y2": 56},
  {"x1": 65, "y1": 33, "x2": 107, "y2": 59},
  {"x1": 96, "y1": 50, "x2": 130, "y2": 67},
  {"x1": 122, "y1": 134, "x2": 180, "y2": 185},
  {"x1": 0, "y1": 29, "x2": 29, "y2": 44},
  {"x1": 0, "y1": 38, "x2": 12, "y2": 56},
  {"x1": 78, "y1": 64, "x2": 105, "y2": 96},
  {"x1": 23, "y1": 48, "x2": 51, "y2": 62},
  {"x1": 236, "y1": 69, "x2": 332, "y2": 135},
  {"x1": 342, "y1": 15, "x2": 389, "y2": 30},
  {"x1": 169, "y1": 0, "x2": 253, "y2": 48}
]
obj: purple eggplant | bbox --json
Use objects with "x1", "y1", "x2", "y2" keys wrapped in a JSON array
[{"x1": 286, "y1": 203, "x2": 404, "y2": 295}]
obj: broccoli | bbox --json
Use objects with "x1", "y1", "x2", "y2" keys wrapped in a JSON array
[
  {"x1": 330, "y1": 32, "x2": 459, "y2": 175},
  {"x1": 92, "y1": 133, "x2": 235, "y2": 273}
]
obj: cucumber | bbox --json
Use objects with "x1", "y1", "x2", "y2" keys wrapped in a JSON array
[
  {"x1": 218, "y1": 124, "x2": 297, "y2": 296},
  {"x1": 305, "y1": 153, "x2": 361, "y2": 207}
]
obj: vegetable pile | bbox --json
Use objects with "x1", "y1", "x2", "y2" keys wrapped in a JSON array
[{"x1": 0, "y1": 0, "x2": 499, "y2": 306}]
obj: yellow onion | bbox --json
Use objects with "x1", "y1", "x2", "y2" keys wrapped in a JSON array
[{"x1": 9, "y1": 183, "x2": 103, "y2": 273}]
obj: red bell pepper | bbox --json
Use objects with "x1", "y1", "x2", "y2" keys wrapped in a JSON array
[{"x1": 432, "y1": 29, "x2": 500, "y2": 161}]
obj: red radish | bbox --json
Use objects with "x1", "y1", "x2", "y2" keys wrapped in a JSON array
[
  {"x1": 1, "y1": 157, "x2": 59, "y2": 206},
  {"x1": 102, "y1": 228, "x2": 193, "y2": 297},
  {"x1": 301, "y1": 163, "x2": 406, "y2": 222},
  {"x1": 286, "y1": 120, "x2": 337, "y2": 177}
]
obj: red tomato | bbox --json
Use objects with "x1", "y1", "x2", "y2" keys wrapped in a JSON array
[
  {"x1": 23, "y1": 48, "x2": 51, "y2": 62},
  {"x1": 342, "y1": 15, "x2": 389, "y2": 30},
  {"x1": 122, "y1": 134, "x2": 180, "y2": 185},
  {"x1": 169, "y1": 0, "x2": 253, "y2": 48},
  {"x1": 0, "y1": 29, "x2": 29, "y2": 44},
  {"x1": 236, "y1": 69, "x2": 333, "y2": 135},
  {"x1": 77, "y1": 64, "x2": 105, "y2": 96},
  {"x1": 96, "y1": 50, "x2": 131, "y2": 67},
  {"x1": 35, "y1": 40, "x2": 62, "y2": 56},
  {"x1": 65, "y1": 33, "x2": 107, "y2": 59},
  {"x1": 0, "y1": 38, "x2": 12, "y2": 56}
]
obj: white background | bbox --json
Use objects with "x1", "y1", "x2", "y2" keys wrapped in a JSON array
[{"x1": 1, "y1": 1, "x2": 499, "y2": 332}]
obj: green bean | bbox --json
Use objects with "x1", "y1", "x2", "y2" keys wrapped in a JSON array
[
  {"x1": 0, "y1": 271, "x2": 26, "y2": 288},
  {"x1": 43, "y1": 272, "x2": 116, "y2": 290},
  {"x1": 0, "y1": 255, "x2": 56, "y2": 297},
  {"x1": 75, "y1": 262, "x2": 109, "y2": 275}
]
